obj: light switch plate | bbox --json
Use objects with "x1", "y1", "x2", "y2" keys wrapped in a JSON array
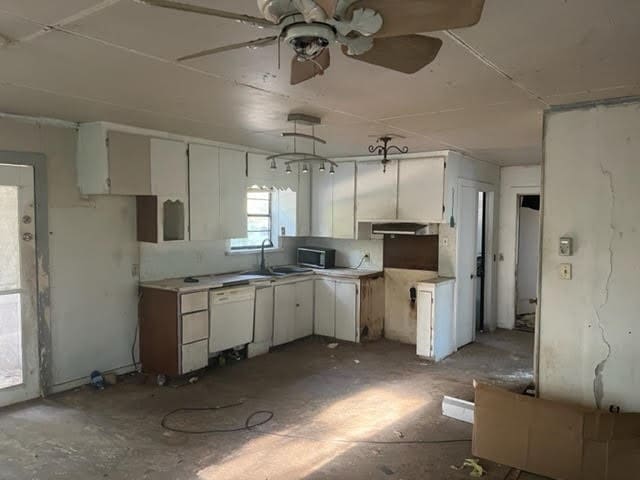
[{"x1": 560, "y1": 263, "x2": 572, "y2": 280}]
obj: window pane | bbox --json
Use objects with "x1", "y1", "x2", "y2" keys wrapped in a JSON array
[
  {"x1": 0, "y1": 186, "x2": 20, "y2": 291},
  {"x1": 248, "y1": 191, "x2": 271, "y2": 200},
  {"x1": 0, "y1": 293, "x2": 22, "y2": 388},
  {"x1": 248, "y1": 216, "x2": 270, "y2": 231},
  {"x1": 248, "y1": 199, "x2": 270, "y2": 215}
]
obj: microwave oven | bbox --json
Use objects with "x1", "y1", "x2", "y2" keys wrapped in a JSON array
[{"x1": 297, "y1": 247, "x2": 336, "y2": 269}]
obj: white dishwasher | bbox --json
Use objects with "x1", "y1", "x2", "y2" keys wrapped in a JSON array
[{"x1": 209, "y1": 286, "x2": 256, "y2": 354}]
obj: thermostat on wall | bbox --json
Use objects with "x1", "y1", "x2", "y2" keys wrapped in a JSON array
[{"x1": 559, "y1": 237, "x2": 573, "y2": 256}]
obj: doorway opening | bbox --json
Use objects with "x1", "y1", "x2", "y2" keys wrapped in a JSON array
[{"x1": 514, "y1": 194, "x2": 541, "y2": 332}]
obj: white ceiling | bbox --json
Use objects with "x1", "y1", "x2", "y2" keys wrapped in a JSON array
[{"x1": 0, "y1": 0, "x2": 639, "y2": 165}]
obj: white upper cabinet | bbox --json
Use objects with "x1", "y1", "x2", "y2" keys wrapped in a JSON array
[
  {"x1": 219, "y1": 148, "x2": 247, "y2": 239},
  {"x1": 311, "y1": 161, "x2": 356, "y2": 238},
  {"x1": 397, "y1": 157, "x2": 445, "y2": 223},
  {"x1": 356, "y1": 160, "x2": 398, "y2": 221},
  {"x1": 188, "y1": 144, "x2": 221, "y2": 241},
  {"x1": 332, "y1": 162, "x2": 356, "y2": 239},
  {"x1": 150, "y1": 138, "x2": 188, "y2": 196},
  {"x1": 311, "y1": 168, "x2": 333, "y2": 237}
]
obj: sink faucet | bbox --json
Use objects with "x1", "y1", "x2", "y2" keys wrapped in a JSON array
[{"x1": 260, "y1": 238, "x2": 271, "y2": 273}]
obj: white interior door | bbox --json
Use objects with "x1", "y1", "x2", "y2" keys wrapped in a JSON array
[
  {"x1": 456, "y1": 184, "x2": 478, "y2": 348},
  {"x1": 0, "y1": 164, "x2": 39, "y2": 407}
]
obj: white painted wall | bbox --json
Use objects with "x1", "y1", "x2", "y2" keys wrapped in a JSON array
[
  {"x1": 140, "y1": 238, "x2": 297, "y2": 281},
  {"x1": 497, "y1": 166, "x2": 541, "y2": 329},
  {"x1": 516, "y1": 205, "x2": 540, "y2": 316},
  {"x1": 540, "y1": 100, "x2": 640, "y2": 411},
  {"x1": 0, "y1": 118, "x2": 139, "y2": 390},
  {"x1": 301, "y1": 237, "x2": 383, "y2": 270}
]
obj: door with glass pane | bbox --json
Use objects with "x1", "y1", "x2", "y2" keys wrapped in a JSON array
[{"x1": 0, "y1": 164, "x2": 39, "y2": 407}]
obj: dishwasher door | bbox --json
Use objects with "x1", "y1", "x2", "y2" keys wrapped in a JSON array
[{"x1": 209, "y1": 287, "x2": 256, "y2": 354}]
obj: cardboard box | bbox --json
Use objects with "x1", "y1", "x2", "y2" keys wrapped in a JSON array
[{"x1": 472, "y1": 383, "x2": 640, "y2": 480}]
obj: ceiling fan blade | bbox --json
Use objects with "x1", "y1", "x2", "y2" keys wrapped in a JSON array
[
  {"x1": 349, "y1": 0, "x2": 485, "y2": 37},
  {"x1": 177, "y1": 36, "x2": 278, "y2": 62},
  {"x1": 315, "y1": 0, "x2": 338, "y2": 18},
  {"x1": 136, "y1": 0, "x2": 277, "y2": 29},
  {"x1": 342, "y1": 35, "x2": 442, "y2": 74},
  {"x1": 290, "y1": 48, "x2": 331, "y2": 85}
]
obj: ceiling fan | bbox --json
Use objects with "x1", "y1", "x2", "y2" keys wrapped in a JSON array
[{"x1": 136, "y1": 0, "x2": 485, "y2": 85}]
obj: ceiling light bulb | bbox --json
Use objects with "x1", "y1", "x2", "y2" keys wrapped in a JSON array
[
  {"x1": 285, "y1": 165, "x2": 292, "y2": 174},
  {"x1": 319, "y1": 163, "x2": 326, "y2": 172},
  {"x1": 329, "y1": 165, "x2": 335, "y2": 175},
  {"x1": 270, "y1": 159, "x2": 277, "y2": 170},
  {"x1": 302, "y1": 164, "x2": 309, "y2": 174}
]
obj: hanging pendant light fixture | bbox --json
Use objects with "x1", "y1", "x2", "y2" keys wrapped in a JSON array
[
  {"x1": 368, "y1": 135, "x2": 409, "y2": 173},
  {"x1": 267, "y1": 113, "x2": 338, "y2": 174}
]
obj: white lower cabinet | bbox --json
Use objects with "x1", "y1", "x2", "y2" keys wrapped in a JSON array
[
  {"x1": 416, "y1": 279, "x2": 455, "y2": 361},
  {"x1": 248, "y1": 286, "x2": 274, "y2": 358},
  {"x1": 313, "y1": 278, "x2": 359, "y2": 342},
  {"x1": 181, "y1": 340, "x2": 208, "y2": 375},
  {"x1": 273, "y1": 279, "x2": 314, "y2": 346}
]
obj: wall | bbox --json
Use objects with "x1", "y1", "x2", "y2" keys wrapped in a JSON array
[
  {"x1": 301, "y1": 237, "x2": 383, "y2": 270},
  {"x1": 497, "y1": 166, "x2": 542, "y2": 329},
  {"x1": 140, "y1": 238, "x2": 297, "y2": 281},
  {"x1": 0, "y1": 117, "x2": 139, "y2": 391},
  {"x1": 540, "y1": 99, "x2": 640, "y2": 411}
]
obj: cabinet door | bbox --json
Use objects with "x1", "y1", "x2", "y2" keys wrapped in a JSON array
[
  {"x1": 311, "y1": 169, "x2": 333, "y2": 237},
  {"x1": 335, "y1": 281, "x2": 358, "y2": 342},
  {"x1": 416, "y1": 289, "x2": 433, "y2": 358},
  {"x1": 332, "y1": 161, "x2": 356, "y2": 239},
  {"x1": 397, "y1": 157, "x2": 445, "y2": 222},
  {"x1": 273, "y1": 284, "x2": 296, "y2": 346},
  {"x1": 314, "y1": 279, "x2": 335, "y2": 337},
  {"x1": 150, "y1": 138, "x2": 188, "y2": 196},
  {"x1": 219, "y1": 148, "x2": 247, "y2": 239},
  {"x1": 295, "y1": 280, "x2": 314, "y2": 339},
  {"x1": 356, "y1": 160, "x2": 398, "y2": 221},
  {"x1": 254, "y1": 286, "x2": 274, "y2": 345},
  {"x1": 189, "y1": 144, "x2": 221, "y2": 241},
  {"x1": 107, "y1": 131, "x2": 151, "y2": 195},
  {"x1": 297, "y1": 167, "x2": 311, "y2": 237}
]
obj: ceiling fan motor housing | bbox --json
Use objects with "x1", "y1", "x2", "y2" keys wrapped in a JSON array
[{"x1": 285, "y1": 23, "x2": 336, "y2": 60}]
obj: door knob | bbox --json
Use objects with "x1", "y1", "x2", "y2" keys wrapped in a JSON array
[{"x1": 470, "y1": 274, "x2": 475, "y2": 279}]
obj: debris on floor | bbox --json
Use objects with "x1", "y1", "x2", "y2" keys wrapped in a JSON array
[
  {"x1": 451, "y1": 458, "x2": 486, "y2": 477},
  {"x1": 394, "y1": 430, "x2": 404, "y2": 439},
  {"x1": 442, "y1": 395, "x2": 475, "y2": 424},
  {"x1": 353, "y1": 359, "x2": 360, "y2": 364},
  {"x1": 379, "y1": 465, "x2": 395, "y2": 475},
  {"x1": 327, "y1": 343, "x2": 339, "y2": 349},
  {"x1": 90, "y1": 370, "x2": 105, "y2": 390},
  {"x1": 104, "y1": 373, "x2": 118, "y2": 385}
]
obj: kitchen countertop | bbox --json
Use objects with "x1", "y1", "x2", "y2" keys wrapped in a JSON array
[{"x1": 140, "y1": 267, "x2": 384, "y2": 293}]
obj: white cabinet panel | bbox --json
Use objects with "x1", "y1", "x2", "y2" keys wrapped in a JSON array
[
  {"x1": 273, "y1": 283, "x2": 296, "y2": 346},
  {"x1": 181, "y1": 340, "x2": 208, "y2": 374},
  {"x1": 295, "y1": 280, "x2": 314, "y2": 339},
  {"x1": 181, "y1": 311, "x2": 209, "y2": 344},
  {"x1": 311, "y1": 169, "x2": 333, "y2": 237},
  {"x1": 332, "y1": 162, "x2": 356, "y2": 239},
  {"x1": 314, "y1": 279, "x2": 336, "y2": 337},
  {"x1": 297, "y1": 168, "x2": 311, "y2": 237},
  {"x1": 356, "y1": 160, "x2": 398, "y2": 221},
  {"x1": 335, "y1": 281, "x2": 358, "y2": 342},
  {"x1": 189, "y1": 144, "x2": 221, "y2": 241},
  {"x1": 254, "y1": 286, "x2": 274, "y2": 345},
  {"x1": 397, "y1": 157, "x2": 445, "y2": 222},
  {"x1": 151, "y1": 138, "x2": 188, "y2": 196},
  {"x1": 107, "y1": 131, "x2": 151, "y2": 195},
  {"x1": 219, "y1": 148, "x2": 247, "y2": 239}
]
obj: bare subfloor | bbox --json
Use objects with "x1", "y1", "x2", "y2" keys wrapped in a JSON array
[{"x1": 0, "y1": 329, "x2": 536, "y2": 480}]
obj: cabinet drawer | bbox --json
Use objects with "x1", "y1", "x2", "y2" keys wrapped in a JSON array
[
  {"x1": 182, "y1": 310, "x2": 208, "y2": 344},
  {"x1": 180, "y1": 291, "x2": 208, "y2": 314},
  {"x1": 181, "y1": 339, "x2": 208, "y2": 374}
]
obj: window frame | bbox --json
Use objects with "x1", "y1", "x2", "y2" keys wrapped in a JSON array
[{"x1": 229, "y1": 189, "x2": 276, "y2": 251}]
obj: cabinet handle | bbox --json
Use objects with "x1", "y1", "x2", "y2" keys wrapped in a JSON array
[{"x1": 296, "y1": 303, "x2": 300, "y2": 307}]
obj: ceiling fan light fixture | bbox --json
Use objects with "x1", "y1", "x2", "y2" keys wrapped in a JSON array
[
  {"x1": 285, "y1": 164, "x2": 293, "y2": 174},
  {"x1": 319, "y1": 162, "x2": 326, "y2": 172},
  {"x1": 270, "y1": 159, "x2": 277, "y2": 170},
  {"x1": 329, "y1": 165, "x2": 335, "y2": 175},
  {"x1": 302, "y1": 164, "x2": 310, "y2": 173}
]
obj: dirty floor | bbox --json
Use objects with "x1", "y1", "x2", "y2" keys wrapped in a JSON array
[{"x1": 0, "y1": 329, "x2": 541, "y2": 480}]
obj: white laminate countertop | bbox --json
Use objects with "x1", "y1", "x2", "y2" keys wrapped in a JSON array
[
  {"x1": 140, "y1": 267, "x2": 384, "y2": 294},
  {"x1": 417, "y1": 277, "x2": 455, "y2": 287}
]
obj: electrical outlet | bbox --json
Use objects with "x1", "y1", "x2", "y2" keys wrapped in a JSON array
[
  {"x1": 363, "y1": 252, "x2": 370, "y2": 262},
  {"x1": 560, "y1": 263, "x2": 572, "y2": 280}
]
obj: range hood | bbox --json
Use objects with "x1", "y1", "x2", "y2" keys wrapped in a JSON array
[{"x1": 371, "y1": 222, "x2": 439, "y2": 236}]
